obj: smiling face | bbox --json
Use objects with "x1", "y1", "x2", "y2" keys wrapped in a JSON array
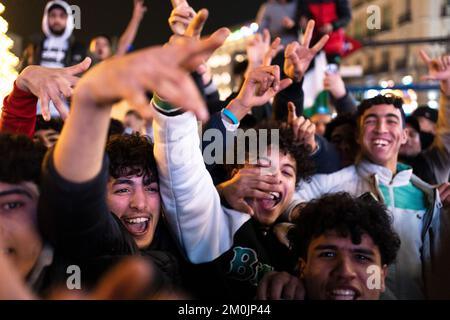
[
  {"x1": 245, "y1": 146, "x2": 297, "y2": 227},
  {"x1": 0, "y1": 182, "x2": 43, "y2": 278},
  {"x1": 358, "y1": 104, "x2": 407, "y2": 173},
  {"x1": 107, "y1": 175, "x2": 160, "y2": 249},
  {"x1": 300, "y1": 231, "x2": 387, "y2": 300}
]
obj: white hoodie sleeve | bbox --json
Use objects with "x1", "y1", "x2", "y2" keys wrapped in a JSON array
[{"x1": 152, "y1": 108, "x2": 250, "y2": 264}]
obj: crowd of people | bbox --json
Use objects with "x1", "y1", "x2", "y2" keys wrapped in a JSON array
[{"x1": 1, "y1": 0, "x2": 450, "y2": 300}]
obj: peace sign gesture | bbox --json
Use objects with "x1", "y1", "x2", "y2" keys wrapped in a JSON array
[{"x1": 284, "y1": 20, "x2": 329, "y2": 82}]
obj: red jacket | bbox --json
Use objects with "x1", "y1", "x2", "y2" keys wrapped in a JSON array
[
  {"x1": 298, "y1": 0, "x2": 352, "y2": 56},
  {"x1": 0, "y1": 82, "x2": 37, "y2": 138}
]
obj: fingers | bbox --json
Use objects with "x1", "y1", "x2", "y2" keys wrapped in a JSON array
[
  {"x1": 263, "y1": 37, "x2": 282, "y2": 66},
  {"x1": 40, "y1": 94, "x2": 51, "y2": 121},
  {"x1": 256, "y1": 273, "x2": 271, "y2": 300},
  {"x1": 279, "y1": 78, "x2": 292, "y2": 91},
  {"x1": 419, "y1": 49, "x2": 432, "y2": 65},
  {"x1": 438, "y1": 183, "x2": 450, "y2": 202},
  {"x1": 235, "y1": 199, "x2": 254, "y2": 216},
  {"x1": 312, "y1": 34, "x2": 330, "y2": 53},
  {"x1": 171, "y1": 0, "x2": 187, "y2": 8},
  {"x1": 185, "y1": 8, "x2": 209, "y2": 38},
  {"x1": 51, "y1": 92, "x2": 69, "y2": 120},
  {"x1": 64, "y1": 57, "x2": 92, "y2": 76},
  {"x1": 262, "y1": 28, "x2": 271, "y2": 45},
  {"x1": 287, "y1": 101, "x2": 297, "y2": 125},
  {"x1": 179, "y1": 27, "x2": 230, "y2": 71},
  {"x1": 301, "y1": 20, "x2": 315, "y2": 48}
]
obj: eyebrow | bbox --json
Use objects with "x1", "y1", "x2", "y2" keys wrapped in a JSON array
[
  {"x1": 282, "y1": 163, "x2": 296, "y2": 172},
  {"x1": 0, "y1": 189, "x2": 33, "y2": 199},
  {"x1": 352, "y1": 248, "x2": 375, "y2": 257},
  {"x1": 314, "y1": 244, "x2": 375, "y2": 256},
  {"x1": 314, "y1": 245, "x2": 338, "y2": 251},
  {"x1": 112, "y1": 178, "x2": 134, "y2": 186},
  {"x1": 364, "y1": 113, "x2": 400, "y2": 121}
]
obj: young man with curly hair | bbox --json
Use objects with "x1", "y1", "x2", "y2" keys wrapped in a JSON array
[{"x1": 290, "y1": 193, "x2": 401, "y2": 300}]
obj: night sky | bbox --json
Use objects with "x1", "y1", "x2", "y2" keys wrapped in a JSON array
[{"x1": 3, "y1": 0, "x2": 266, "y2": 49}]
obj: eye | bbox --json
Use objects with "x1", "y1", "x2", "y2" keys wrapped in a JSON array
[
  {"x1": 114, "y1": 188, "x2": 130, "y2": 194},
  {"x1": 1, "y1": 202, "x2": 24, "y2": 211},
  {"x1": 355, "y1": 254, "x2": 373, "y2": 263},
  {"x1": 364, "y1": 119, "x2": 376, "y2": 126},
  {"x1": 145, "y1": 185, "x2": 159, "y2": 193},
  {"x1": 319, "y1": 251, "x2": 336, "y2": 258},
  {"x1": 282, "y1": 170, "x2": 294, "y2": 178}
]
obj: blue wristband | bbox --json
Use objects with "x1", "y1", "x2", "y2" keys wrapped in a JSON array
[{"x1": 223, "y1": 108, "x2": 239, "y2": 125}]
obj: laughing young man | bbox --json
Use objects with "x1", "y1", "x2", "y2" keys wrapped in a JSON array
[{"x1": 286, "y1": 52, "x2": 450, "y2": 299}]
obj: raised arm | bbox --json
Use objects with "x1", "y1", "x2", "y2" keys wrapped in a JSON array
[
  {"x1": 116, "y1": 0, "x2": 147, "y2": 56},
  {"x1": 0, "y1": 59, "x2": 91, "y2": 137},
  {"x1": 420, "y1": 52, "x2": 450, "y2": 184}
]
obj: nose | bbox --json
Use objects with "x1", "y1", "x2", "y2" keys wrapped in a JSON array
[
  {"x1": 130, "y1": 187, "x2": 147, "y2": 212},
  {"x1": 333, "y1": 255, "x2": 357, "y2": 281},
  {"x1": 374, "y1": 119, "x2": 387, "y2": 134}
]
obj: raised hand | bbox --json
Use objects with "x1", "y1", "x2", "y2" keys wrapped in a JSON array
[
  {"x1": 16, "y1": 57, "x2": 92, "y2": 121},
  {"x1": 133, "y1": 0, "x2": 147, "y2": 21},
  {"x1": 236, "y1": 66, "x2": 292, "y2": 108},
  {"x1": 287, "y1": 101, "x2": 317, "y2": 152},
  {"x1": 75, "y1": 29, "x2": 229, "y2": 121},
  {"x1": 284, "y1": 20, "x2": 329, "y2": 82},
  {"x1": 420, "y1": 50, "x2": 450, "y2": 95},
  {"x1": 246, "y1": 29, "x2": 283, "y2": 69},
  {"x1": 217, "y1": 167, "x2": 283, "y2": 215},
  {"x1": 169, "y1": 0, "x2": 195, "y2": 36}
]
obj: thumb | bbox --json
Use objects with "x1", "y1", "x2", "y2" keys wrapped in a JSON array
[
  {"x1": 287, "y1": 101, "x2": 297, "y2": 124},
  {"x1": 237, "y1": 199, "x2": 254, "y2": 216},
  {"x1": 171, "y1": 0, "x2": 188, "y2": 8},
  {"x1": 64, "y1": 57, "x2": 92, "y2": 75},
  {"x1": 185, "y1": 8, "x2": 209, "y2": 38}
]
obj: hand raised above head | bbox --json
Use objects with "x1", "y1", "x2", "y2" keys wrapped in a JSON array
[{"x1": 16, "y1": 57, "x2": 92, "y2": 121}]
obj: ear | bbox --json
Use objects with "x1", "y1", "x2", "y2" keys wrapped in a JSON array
[
  {"x1": 380, "y1": 264, "x2": 388, "y2": 292},
  {"x1": 298, "y1": 258, "x2": 306, "y2": 279},
  {"x1": 400, "y1": 127, "x2": 408, "y2": 146}
]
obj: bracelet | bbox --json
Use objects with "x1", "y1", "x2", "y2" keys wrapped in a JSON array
[{"x1": 223, "y1": 108, "x2": 239, "y2": 125}]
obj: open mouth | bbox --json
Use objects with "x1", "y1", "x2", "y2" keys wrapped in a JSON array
[
  {"x1": 372, "y1": 139, "x2": 390, "y2": 149},
  {"x1": 258, "y1": 192, "x2": 283, "y2": 211},
  {"x1": 121, "y1": 216, "x2": 151, "y2": 236},
  {"x1": 327, "y1": 287, "x2": 361, "y2": 300}
]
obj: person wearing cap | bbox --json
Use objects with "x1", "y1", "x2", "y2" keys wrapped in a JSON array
[{"x1": 412, "y1": 106, "x2": 438, "y2": 135}]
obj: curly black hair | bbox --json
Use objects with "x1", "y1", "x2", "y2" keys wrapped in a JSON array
[
  {"x1": 289, "y1": 192, "x2": 401, "y2": 266},
  {"x1": 35, "y1": 115, "x2": 64, "y2": 133},
  {"x1": 324, "y1": 112, "x2": 356, "y2": 142},
  {"x1": 356, "y1": 94, "x2": 406, "y2": 129},
  {"x1": 0, "y1": 133, "x2": 47, "y2": 185},
  {"x1": 106, "y1": 133, "x2": 158, "y2": 185},
  {"x1": 225, "y1": 120, "x2": 316, "y2": 184}
]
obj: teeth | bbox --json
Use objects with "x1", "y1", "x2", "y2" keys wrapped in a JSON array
[
  {"x1": 373, "y1": 139, "x2": 388, "y2": 146},
  {"x1": 331, "y1": 289, "x2": 356, "y2": 300},
  {"x1": 126, "y1": 217, "x2": 149, "y2": 224},
  {"x1": 270, "y1": 192, "x2": 280, "y2": 200},
  {"x1": 332, "y1": 289, "x2": 355, "y2": 296}
]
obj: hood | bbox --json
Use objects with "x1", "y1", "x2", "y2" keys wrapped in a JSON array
[{"x1": 42, "y1": 0, "x2": 74, "y2": 41}]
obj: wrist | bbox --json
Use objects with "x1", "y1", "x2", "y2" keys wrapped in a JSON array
[
  {"x1": 16, "y1": 68, "x2": 31, "y2": 93},
  {"x1": 227, "y1": 98, "x2": 251, "y2": 122}
]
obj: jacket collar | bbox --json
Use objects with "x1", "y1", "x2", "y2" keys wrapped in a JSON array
[{"x1": 356, "y1": 159, "x2": 413, "y2": 187}]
